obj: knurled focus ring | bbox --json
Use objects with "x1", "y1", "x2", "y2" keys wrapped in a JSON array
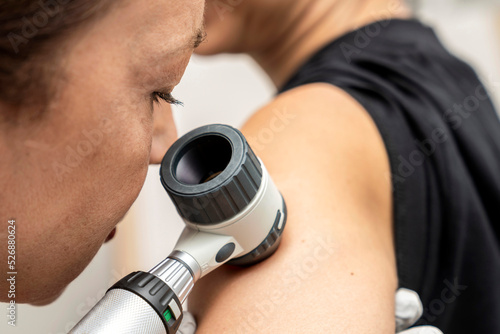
[
  {"x1": 160, "y1": 124, "x2": 262, "y2": 225},
  {"x1": 109, "y1": 271, "x2": 183, "y2": 334}
]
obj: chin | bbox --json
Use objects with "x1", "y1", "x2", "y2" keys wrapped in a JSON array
[
  {"x1": 29, "y1": 288, "x2": 66, "y2": 306},
  {"x1": 18, "y1": 284, "x2": 67, "y2": 306}
]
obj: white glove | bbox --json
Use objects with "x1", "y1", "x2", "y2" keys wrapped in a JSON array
[
  {"x1": 177, "y1": 311, "x2": 197, "y2": 334},
  {"x1": 396, "y1": 288, "x2": 443, "y2": 334},
  {"x1": 178, "y1": 288, "x2": 443, "y2": 334},
  {"x1": 399, "y1": 327, "x2": 443, "y2": 334}
]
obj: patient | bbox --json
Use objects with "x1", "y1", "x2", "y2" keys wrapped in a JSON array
[{"x1": 188, "y1": 0, "x2": 500, "y2": 333}]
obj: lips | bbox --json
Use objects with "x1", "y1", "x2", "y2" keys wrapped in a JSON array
[{"x1": 105, "y1": 227, "x2": 116, "y2": 243}]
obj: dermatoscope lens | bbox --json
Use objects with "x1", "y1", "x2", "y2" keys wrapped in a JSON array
[{"x1": 174, "y1": 134, "x2": 232, "y2": 185}]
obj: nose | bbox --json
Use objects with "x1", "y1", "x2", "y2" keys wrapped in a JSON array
[{"x1": 149, "y1": 104, "x2": 178, "y2": 164}]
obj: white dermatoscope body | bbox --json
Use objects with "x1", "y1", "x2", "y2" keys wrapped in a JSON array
[{"x1": 70, "y1": 124, "x2": 287, "y2": 334}]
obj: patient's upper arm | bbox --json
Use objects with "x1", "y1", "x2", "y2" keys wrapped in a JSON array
[{"x1": 188, "y1": 83, "x2": 397, "y2": 333}]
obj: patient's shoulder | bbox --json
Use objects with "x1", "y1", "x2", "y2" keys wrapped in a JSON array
[
  {"x1": 242, "y1": 82, "x2": 392, "y2": 219},
  {"x1": 189, "y1": 83, "x2": 397, "y2": 333}
]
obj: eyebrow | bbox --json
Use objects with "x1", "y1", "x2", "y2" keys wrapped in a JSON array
[{"x1": 191, "y1": 27, "x2": 207, "y2": 49}]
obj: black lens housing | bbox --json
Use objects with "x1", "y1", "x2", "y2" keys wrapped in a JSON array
[{"x1": 160, "y1": 124, "x2": 263, "y2": 225}]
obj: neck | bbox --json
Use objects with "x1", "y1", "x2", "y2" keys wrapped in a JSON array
[{"x1": 251, "y1": 0, "x2": 411, "y2": 89}]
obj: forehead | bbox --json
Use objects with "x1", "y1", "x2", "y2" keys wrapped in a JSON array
[
  {"x1": 120, "y1": 0, "x2": 205, "y2": 50},
  {"x1": 106, "y1": 0, "x2": 206, "y2": 86}
]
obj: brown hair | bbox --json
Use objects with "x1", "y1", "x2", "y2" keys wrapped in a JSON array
[{"x1": 0, "y1": 0, "x2": 112, "y2": 114}]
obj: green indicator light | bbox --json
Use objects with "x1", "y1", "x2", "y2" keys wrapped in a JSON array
[{"x1": 163, "y1": 309, "x2": 173, "y2": 322}]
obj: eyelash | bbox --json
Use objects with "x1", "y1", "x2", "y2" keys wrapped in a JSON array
[{"x1": 151, "y1": 92, "x2": 183, "y2": 106}]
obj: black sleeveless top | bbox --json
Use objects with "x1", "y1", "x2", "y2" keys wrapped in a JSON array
[{"x1": 280, "y1": 19, "x2": 500, "y2": 333}]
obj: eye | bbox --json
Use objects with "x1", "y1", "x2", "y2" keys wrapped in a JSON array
[{"x1": 151, "y1": 92, "x2": 183, "y2": 106}]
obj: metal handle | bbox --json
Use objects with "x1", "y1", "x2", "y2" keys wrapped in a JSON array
[{"x1": 69, "y1": 289, "x2": 167, "y2": 334}]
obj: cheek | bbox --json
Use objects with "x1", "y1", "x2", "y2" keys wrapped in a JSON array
[
  {"x1": 150, "y1": 104, "x2": 177, "y2": 164},
  {"x1": 15, "y1": 98, "x2": 154, "y2": 302},
  {"x1": 47, "y1": 89, "x2": 154, "y2": 234},
  {"x1": 93, "y1": 99, "x2": 153, "y2": 211},
  {"x1": 108, "y1": 108, "x2": 153, "y2": 168}
]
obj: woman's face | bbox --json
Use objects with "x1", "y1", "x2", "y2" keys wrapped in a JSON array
[{"x1": 0, "y1": 0, "x2": 205, "y2": 304}]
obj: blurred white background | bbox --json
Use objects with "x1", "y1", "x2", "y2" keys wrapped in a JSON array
[{"x1": 3, "y1": 1, "x2": 500, "y2": 333}]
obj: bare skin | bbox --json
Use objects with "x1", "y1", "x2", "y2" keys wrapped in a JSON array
[
  {"x1": 190, "y1": 84, "x2": 397, "y2": 333},
  {"x1": 189, "y1": 0, "x2": 410, "y2": 331},
  {"x1": 0, "y1": 0, "x2": 205, "y2": 305},
  {"x1": 197, "y1": 0, "x2": 411, "y2": 88}
]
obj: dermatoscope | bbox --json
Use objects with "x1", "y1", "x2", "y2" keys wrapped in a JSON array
[{"x1": 70, "y1": 124, "x2": 287, "y2": 333}]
